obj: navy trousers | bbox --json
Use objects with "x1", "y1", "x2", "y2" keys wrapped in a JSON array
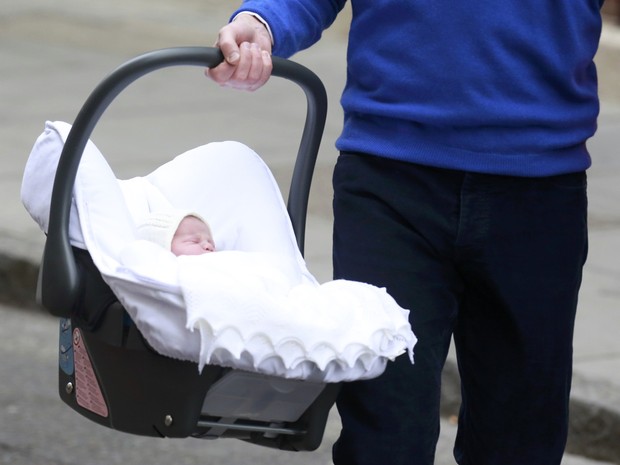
[{"x1": 330, "y1": 152, "x2": 588, "y2": 465}]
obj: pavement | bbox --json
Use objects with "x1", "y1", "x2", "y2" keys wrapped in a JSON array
[{"x1": 1, "y1": 1, "x2": 619, "y2": 464}]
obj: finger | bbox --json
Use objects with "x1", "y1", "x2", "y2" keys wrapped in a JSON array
[
  {"x1": 240, "y1": 43, "x2": 272, "y2": 91},
  {"x1": 204, "y1": 61, "x2": 236, "y2": 85},
  {"x1": 246, "y1": 43, "x2": 266, "y2": 82},
  {"x1": 247, "y1": 49, "x2": 273, "y2": 91},
  {"x1": 259, "y1": 50, "x2": 273, "y2": 85}
]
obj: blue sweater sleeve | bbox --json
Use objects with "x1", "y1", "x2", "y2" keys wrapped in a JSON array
[{"x1": 232, "y1": 0, "x2": 346, "y2": 58}]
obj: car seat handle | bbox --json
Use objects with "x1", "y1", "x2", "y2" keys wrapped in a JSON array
[{"x1": 39, "y1": 46, "x2": 328, "y2": 317}]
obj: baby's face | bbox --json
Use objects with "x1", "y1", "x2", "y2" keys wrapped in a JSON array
[{"x1": 171, "y1": 216, "x2": 216, "y2": 256}]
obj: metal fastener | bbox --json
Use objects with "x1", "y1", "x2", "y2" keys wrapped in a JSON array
[
  {"x1": 164, "y1": 415, "x2": 173, "y2": 427},
  {"x1": 65, "y1": 382, "x2": 74, "y2": 394}
]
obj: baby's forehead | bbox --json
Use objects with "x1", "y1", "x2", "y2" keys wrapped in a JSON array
[
  {"x1": 179, "y1": 215, "x2": 210, "y2": 231},
  {"x1": 181, "y1": 215, "x2": 204, "y2": 224}
]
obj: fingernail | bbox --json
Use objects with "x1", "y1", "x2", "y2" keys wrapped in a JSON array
[{"x1": 227, "y1": 51, "x2": 240, "y2": 64}]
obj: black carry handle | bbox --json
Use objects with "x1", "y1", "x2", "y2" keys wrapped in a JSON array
[{"x1": 39, "y1": 46, "x2": 328, "y2": 317}]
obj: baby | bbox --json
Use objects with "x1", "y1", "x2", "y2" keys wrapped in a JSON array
[{"x1": 137, "y1": 210, "x2": 216, "y2": 256}]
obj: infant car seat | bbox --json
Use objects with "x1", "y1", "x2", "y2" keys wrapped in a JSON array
[{"x1": 37, "y1": 47, "x2": 337, "y2": 451}]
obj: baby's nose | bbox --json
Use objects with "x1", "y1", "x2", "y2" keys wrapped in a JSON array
[{"x1": 202, "y1": 241, "x2": 215, "y2": 252}]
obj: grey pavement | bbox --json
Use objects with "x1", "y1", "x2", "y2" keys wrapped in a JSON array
[{"x1": 1, "y1": 1, "x2": 619, "y2": 464}]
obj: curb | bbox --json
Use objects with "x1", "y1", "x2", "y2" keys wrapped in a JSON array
[
  {"x1": 441, "y1": 360, "x2": 620, "y2": 464},
  {"x1": 0, "y1": 253, "x2": 40, "y2": 310},
  {"x1": 2, "y1": 253, "x2": 620, "y2": 463},
  {"x1": 568, "y1": 374, "x2": 620, "y2": 463}
]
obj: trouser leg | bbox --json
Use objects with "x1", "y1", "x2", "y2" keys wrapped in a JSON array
[
  {"x1": 331, "y1": 153, "x2": 464, "y2": 465},
  {"x1": 452, "y1": 172, "x2": 588, "y2": 464}
]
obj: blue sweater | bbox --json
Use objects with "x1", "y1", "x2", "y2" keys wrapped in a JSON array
[{"x1": 235, "y1": 0, "x2": 604, "y2": 176}]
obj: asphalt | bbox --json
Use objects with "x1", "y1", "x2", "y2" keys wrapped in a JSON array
[{"x1": 1, "y1": 1, "x2": 620, "y2": 464}]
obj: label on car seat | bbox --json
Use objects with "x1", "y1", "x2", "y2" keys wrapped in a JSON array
[{"x1": 72, "y1": 328, "x2": 109, "y2": 418}]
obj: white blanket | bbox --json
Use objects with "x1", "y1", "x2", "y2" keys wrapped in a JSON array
[{"x1": 22, "y1": 121, "x2": 416, "y2": 382}]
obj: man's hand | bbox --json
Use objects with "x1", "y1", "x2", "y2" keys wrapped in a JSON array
[{"x1": 206, "y1": 14, "x2": 273, "y2": 91}]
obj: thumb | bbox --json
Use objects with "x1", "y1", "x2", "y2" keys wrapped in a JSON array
[
  {"x1": 218, "y1": 39, "x2": 241, "y2": 65},
  {"x1": 217, "y1": 21, "x2": 255, "y2": 65},
  {"x1": 224, "y1": 48, "x2": 241, "y2": 66}
]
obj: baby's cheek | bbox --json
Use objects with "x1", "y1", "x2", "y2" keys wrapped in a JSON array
[{"x1": 172, "y1": 242, "x2": 190, "y2": 256}]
